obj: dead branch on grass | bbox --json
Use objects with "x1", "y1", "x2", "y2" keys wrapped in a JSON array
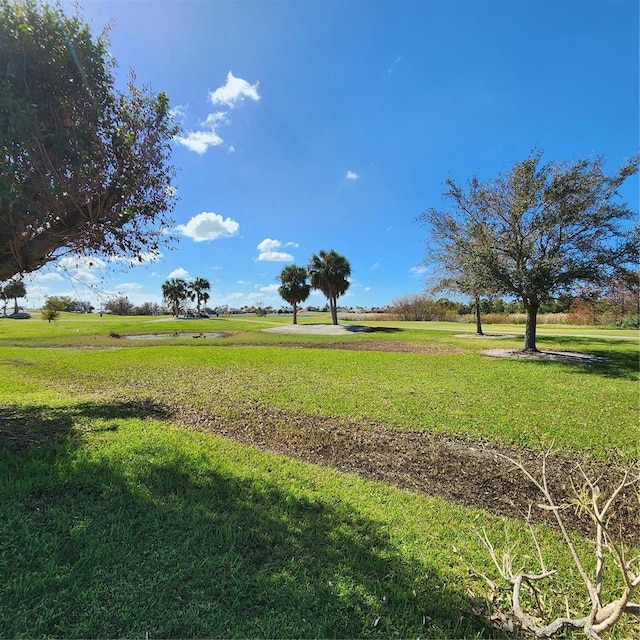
[{"x1": 475, "y1": 453, "x2": 640, "y2": 638}]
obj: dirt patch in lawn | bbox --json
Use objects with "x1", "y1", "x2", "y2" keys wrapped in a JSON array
[
  {"x1": 264, "y1": 324, "x2": 464, "y2": 354},
  {"x1": 481, "y1": 348, "x2": 610, "y2": 364},
  {"x1": 454, "y1": 333, "x2": 517, "y2": 339},
  {"x1": 172, "y1": 403, "x2": 639, "y2": 546}
]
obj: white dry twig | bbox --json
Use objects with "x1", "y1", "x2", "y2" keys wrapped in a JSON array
[{"x1": 476, "y1": 452, "x2": 640, "y2": 638}]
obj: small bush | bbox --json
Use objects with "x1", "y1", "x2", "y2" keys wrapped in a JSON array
[
  {"x1": 389, "y1": 294, "x2": 453, "y2": 321},
  {"x1": 610, "y1": 315, "x2": 640, "y2": 329},
  {"x1": 538, "y1": 313, "x2": 570, "y2": 324}
]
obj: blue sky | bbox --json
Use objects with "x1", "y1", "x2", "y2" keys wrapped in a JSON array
[{"x1": 25, "y1": 0, "x2": 639, "y2": 311}]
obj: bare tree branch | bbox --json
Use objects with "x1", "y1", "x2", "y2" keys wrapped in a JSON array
[{"x1": 475, "y1": 454, "x2": 640, "y2": 638}]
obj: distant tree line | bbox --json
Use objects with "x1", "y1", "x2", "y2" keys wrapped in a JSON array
[
  {"x1": 102, "y1": 296, "x2": 167, "y2": 316},
  {"x1": 39, "y1": 295, "x2": 169, "y2": 319},
  {"x1": 389, "y1": 283, "x2": 640, "y2": 327}
]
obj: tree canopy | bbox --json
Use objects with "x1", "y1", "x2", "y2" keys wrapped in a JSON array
[
  {"x1": 420, "y1": 151, "x2": 639, "y2": 351},
  {"x1": 161, "y1": 278, "x2": 189, "y2": 317},
  {"x1": 277, "y1": 264, "x2": 310, "y2": 324},
  {"x1": 190, "y1": 277, "x2": 211, "y2": 314},
  {"x1": 1, "y1": 278, "x2": 26, "y2": 315},
  {"x1": 308, "y1": 249, "x2": 351, "y2": 325},
  {"x1": 0, "y1": 0, "x2": 178, "y2": 282},
  {"x1": 422, "y1": 216, "x2": 493, "y2": 335}
]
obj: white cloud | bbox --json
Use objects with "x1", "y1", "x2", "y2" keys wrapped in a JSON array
[
  {"x1": 108, "y1": 251, "x2": 164, "y2": 266},
  {"x1": 210, "y1": 71, "x2": 260, "y2": 108},
  {"x1": 170, "y1": 104, "x2": 188, "y2": 121},
  {"x1": 256, "y1": 238, "x2": 296, "y2": 262},
  {"x1": 29, "y1": 271, "x2": 64, "y2": 283},
  {"x1": 174, "y1": 112, "x2": 227, "y2": 154},
  {"x1": 176, "y1": 212, "x2": 240, "y2": 242},
  {"x1": 137, "y1": 251, "x2": 163, "y2": 264},
  {"x1": 201, "y1": 111, "x2": 228, "y2": 128},
  {"x1": 58, "y1": 256, "x2": 106, "y2": 271},
  {"x1": 119, "y1": 282, "x2": 144, "y2": 291},
  {"x1": 410, "y1": 265, "x2": 428, "y2": 275},
  {"x1": 175, "y1": 74, "x2": 259, "y2": 155},
  {"x1": 258, "y1": 251, "x2": 294, "y2": 262},
  {"x1": 257, "y1": 238, "x2": 281, "y2": 252},
  {"x1": 55, "y1": 256, "x2": 106, "y2": 284},
  {"x1": 168, "y1": 267, "x2": 190, "y2": 279},
  {"x1": 346, "y1": 170, "x2": 359, "y2": 180},
  {"x1": 259, "y1": 284, "x2": 280, "y2": 293},
  {"x1": 175, "y1": 129, "x2": 224, "y2": 154},
  {"x1": 387, "y1": 56, "x2": 403, "y2": 74}
]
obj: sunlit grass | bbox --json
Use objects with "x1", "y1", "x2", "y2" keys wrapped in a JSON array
[
  {"x1": 2, "y1": 334, "x2": 637, "y2": 457},
  {"x1": 0, "y1": 313, "x2": 638, "y2": 637},
  {"x1": 1, "y1": 410, "x2": 626, "y2": 638}
]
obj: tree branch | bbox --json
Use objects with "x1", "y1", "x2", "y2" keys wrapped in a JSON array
[{"x1": 475, "y1": 454, "x2": 640, "y2": 638}]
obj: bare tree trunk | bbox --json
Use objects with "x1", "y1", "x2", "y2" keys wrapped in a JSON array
[
  {"x1": 523, "y1": 299, "x2": 539, "y2": 352},
  {"x1": 330, "y1": 297, "x2": 338, "y2": 325},
  {"x1": 474, "y1": 295, "x2": 484, "y2": 335},
  {"x1": 292, "y1": 303, "x2": 298, "y2": 325}
]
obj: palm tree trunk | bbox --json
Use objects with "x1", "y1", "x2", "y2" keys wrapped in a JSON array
[
  {"x1": 292, "y1": 303, "x2": 298, "y2": 324},
  {"x1": 330, "y1": 296, "x2": 338, "y2": 325}
]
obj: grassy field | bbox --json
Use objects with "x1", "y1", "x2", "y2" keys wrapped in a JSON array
[{"x1": 1, "y1": 313, "x2": 638, "y2": 638}]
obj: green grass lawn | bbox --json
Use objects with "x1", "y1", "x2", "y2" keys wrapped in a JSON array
[{"x1": 1, "y1": 313, "x2": 638, "y2": 638}]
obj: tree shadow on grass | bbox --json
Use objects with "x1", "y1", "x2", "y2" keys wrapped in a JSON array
[
  {"x1": 534, "y1": 336, "x2": 639, "y2": 381},
  {"x1": 0, "y1": 406, "x2": 495, "y2": 639},
  {"x1": 0, "y1": 398, "x2": 170, "y2": 448}
]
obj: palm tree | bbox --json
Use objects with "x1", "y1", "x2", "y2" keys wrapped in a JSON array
[
  {"x1": 308, "y1": 249, "x2": 351, "y2": 325},
  {"x1": 277, "y1": 265, "x2": 311, "y2": 324},
  {"x1": 161, "y1": 278, "x2": 189, "y2": 316},
  {"x1": 3, "y1": 279, "x2": 26, "y2": 315},
  {"x1": 190, "y1": 277, "x2": 211, "y2": 315}
]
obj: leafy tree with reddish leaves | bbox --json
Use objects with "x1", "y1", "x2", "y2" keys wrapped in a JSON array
[{"x1": 0, "y1": 0, "x2": 178, "y2": 282}]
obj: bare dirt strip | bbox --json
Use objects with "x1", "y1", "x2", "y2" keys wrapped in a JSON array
[{"x1": 170, "y1": 401, "x2": 639, "y2": 547}]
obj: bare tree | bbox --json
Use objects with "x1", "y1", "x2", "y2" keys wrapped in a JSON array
[{"x1": 420, "y1": 215, "x2": 494, "y2": 335}]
